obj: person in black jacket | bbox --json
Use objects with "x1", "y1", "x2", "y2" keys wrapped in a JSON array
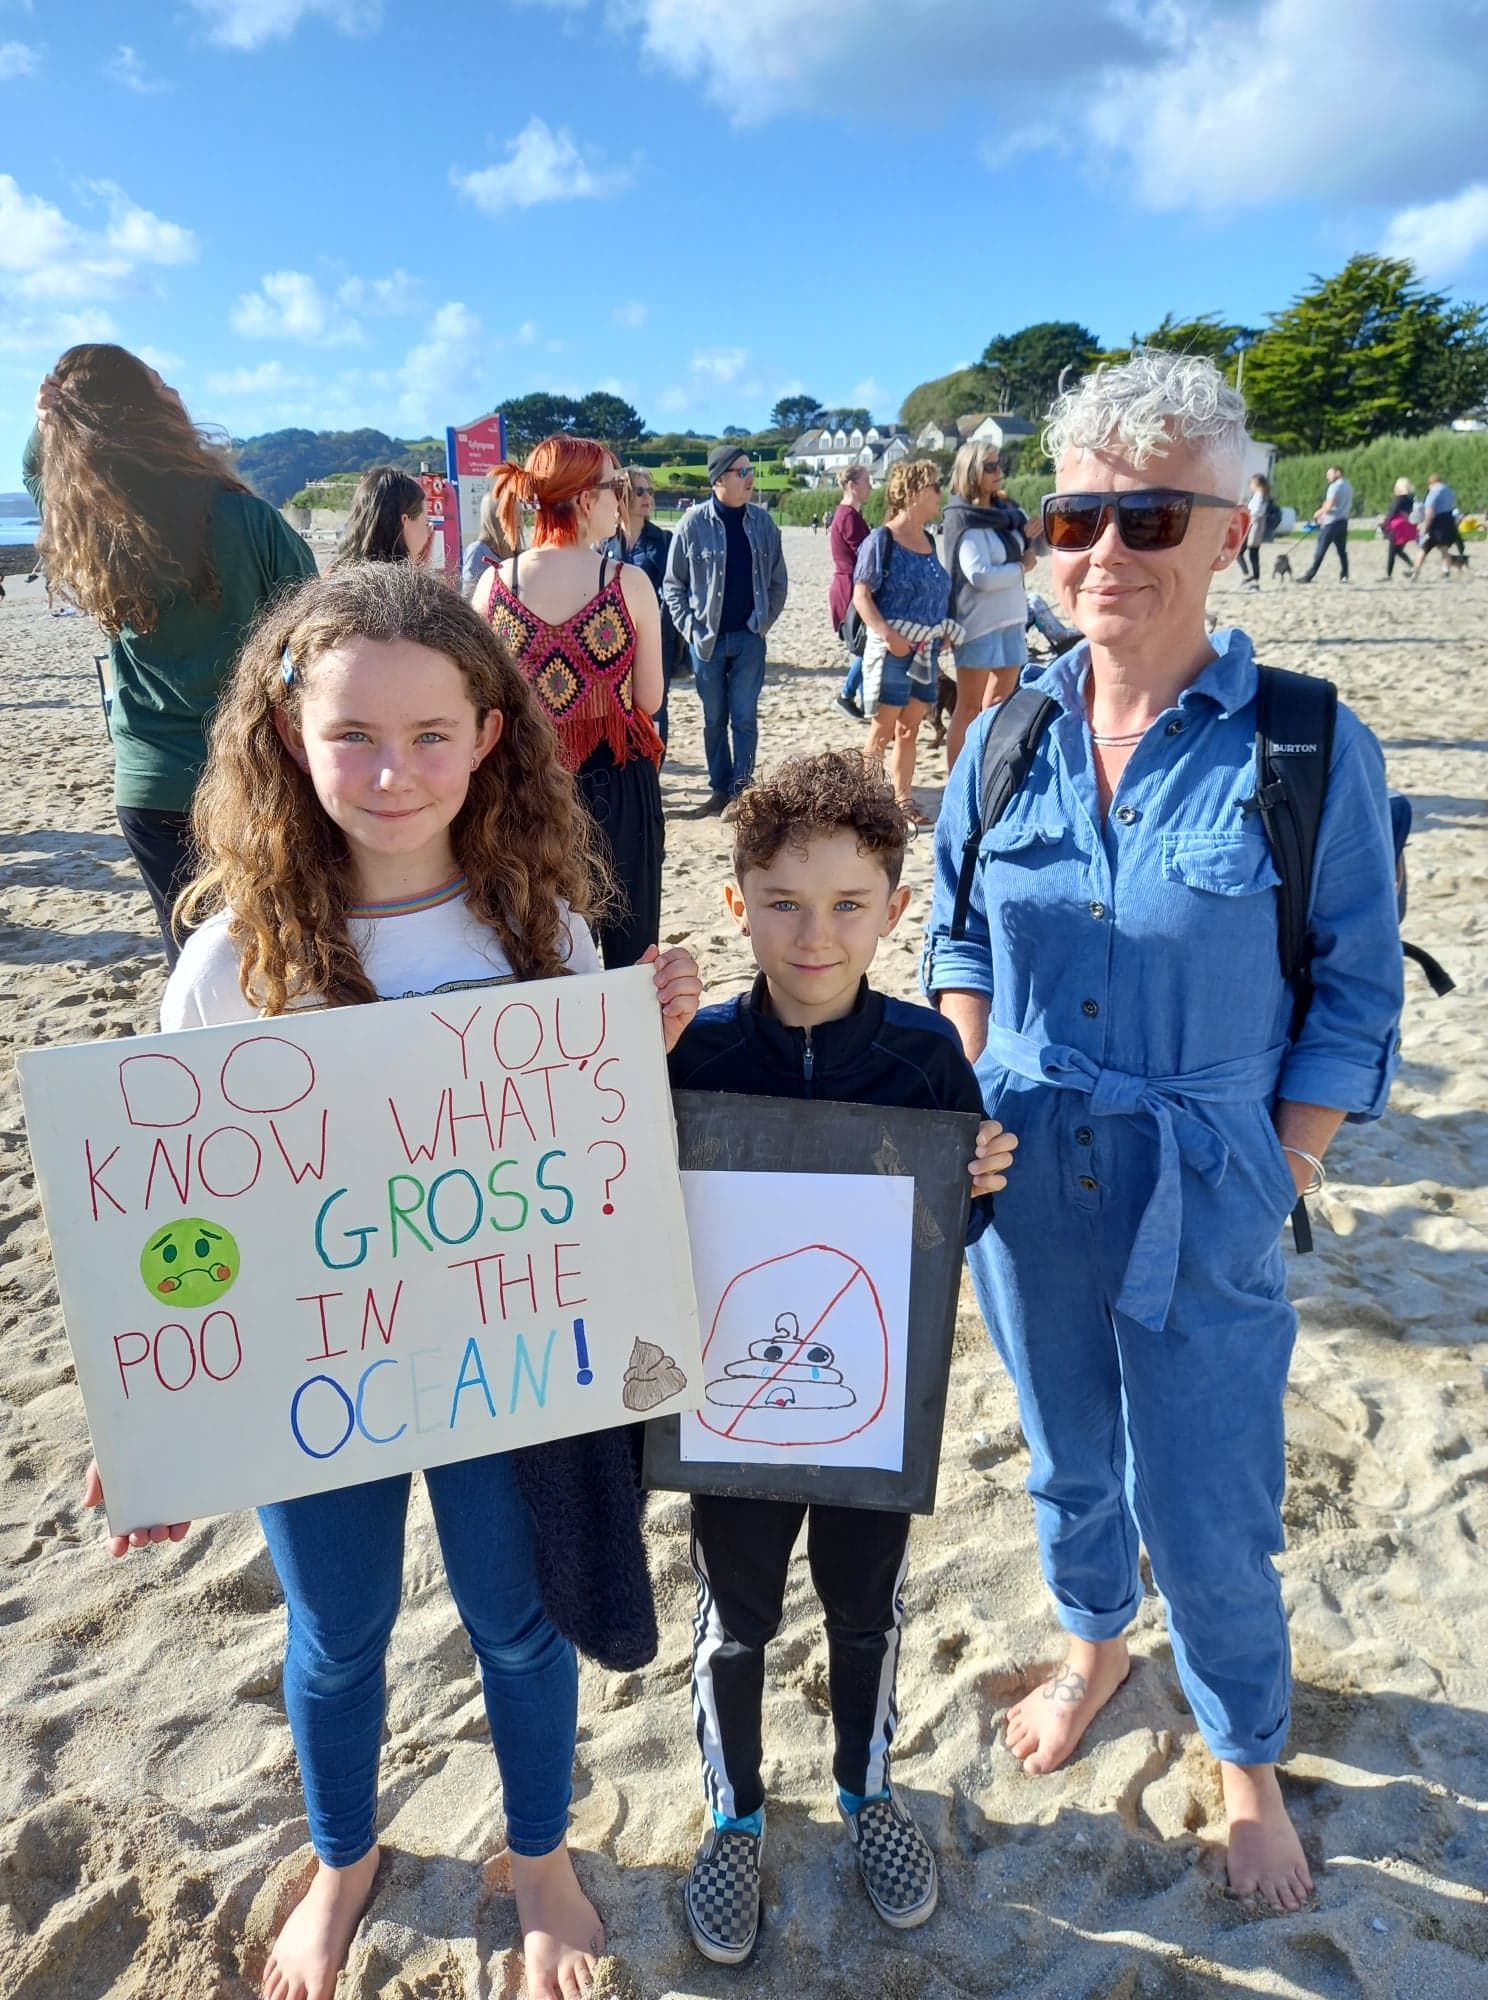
[{"x1": 667, "y1": 751, "x2": 1017, "y2": 1965}]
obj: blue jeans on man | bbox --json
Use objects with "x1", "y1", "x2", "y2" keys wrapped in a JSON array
[
  {"x1": 1302, "y1": 517, "x2": 1349, "y2": 581},
  {"x1": 691, "y1": 627, "x2": 767, "y2": 797}
]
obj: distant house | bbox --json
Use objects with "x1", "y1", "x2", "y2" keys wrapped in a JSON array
[
  {"x1": 783, "y1": 423, "x2": 913, "y2": 486},
  {"x1": 915, "y1": 411, "x2": 1037, "y2": 453}
]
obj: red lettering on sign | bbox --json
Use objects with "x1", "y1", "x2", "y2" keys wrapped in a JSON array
[
  {"x1": 144, "y1": 1134, "x2": 192, "y2": 1209},
  {"x1": 389, "y1": 1088, "x2": 449, "y2": 1164},
  {"x1": 270, "y1": 1109, "x2": 330, "y2": 1184},
  {"x1": 361, "y1": 1282, "x2": 405, "y2": 1350},
  {"x1": 85, "y1": 1140, "x2": 127, "y2": 1220}
]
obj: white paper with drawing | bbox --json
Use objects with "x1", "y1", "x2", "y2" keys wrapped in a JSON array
[{"x1": 678, "y1": 1171, "x2": 913, "y2": 1473}]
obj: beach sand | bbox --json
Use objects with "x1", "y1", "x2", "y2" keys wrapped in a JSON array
[{"x1": 1, "y1": 530, "x2": 1484, "y2": 1999}]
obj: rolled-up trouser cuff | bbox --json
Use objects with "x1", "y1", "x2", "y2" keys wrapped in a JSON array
[{"x1": 506, "y1": 1812, "x2": 571, "y2": 1859}]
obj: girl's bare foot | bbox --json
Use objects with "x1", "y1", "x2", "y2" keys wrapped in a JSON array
[
  {"x1": 511, "y1": 1843, "x2": 605, "y2": 2000},
  {"x1": 261, "y1": 1846, "x2": 380, "y2": 2000},
  {"x1": 1221, "y1": 1761, "x2": 1314, "y2": 1911},
  {"x1": 1004, "y1": 1636, "x2": 1131, "y2": 1775}
]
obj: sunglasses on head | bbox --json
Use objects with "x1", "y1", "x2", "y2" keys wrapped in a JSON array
[
  {"x1": 592, "y1": 474, "x2": 627, "y2": 494},
  {"x1": 1041, "y1": 487, "x2": 1238, "y2": 553}
]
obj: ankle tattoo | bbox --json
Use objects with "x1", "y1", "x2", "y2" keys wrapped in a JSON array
[{"x1": 1042, "y1": 1666, "x2": 1088, "y2": 1705}]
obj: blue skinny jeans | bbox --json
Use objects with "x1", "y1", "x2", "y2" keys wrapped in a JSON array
[{"x1": 258, "y1": 1452, "x2": 577, "y2": 1865}]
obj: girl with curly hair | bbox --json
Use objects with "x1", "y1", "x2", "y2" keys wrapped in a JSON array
[
  {"x1": 82, "y1": 561, "x2": 701, "y2": 2000},
  {"x1": 22, "y1": 344, "x2": 316, "y2": 962},
  {"x1": 474, "y1": 434, "x2": 666, "y2": 968}
]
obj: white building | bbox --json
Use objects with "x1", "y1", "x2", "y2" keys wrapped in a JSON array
[
  {"x1": 915, "y1": 411, "x2": 1037, "y2": 453},
  {"x1": 783, "y1": 423, "x2": 913, "y2": 487}
]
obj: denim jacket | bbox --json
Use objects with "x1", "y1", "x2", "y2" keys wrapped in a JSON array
[{"x1": 662, "y1": 498, "x2": 788, "y2": 661}]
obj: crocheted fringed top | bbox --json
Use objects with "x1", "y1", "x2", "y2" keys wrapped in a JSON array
[{"x1": 485, "y1": 552, "x2": 664, "y2": 775}]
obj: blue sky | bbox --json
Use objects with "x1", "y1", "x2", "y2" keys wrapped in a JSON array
[{"x1": 3, "y1": 0, "x2": 1487, "y2": 484}]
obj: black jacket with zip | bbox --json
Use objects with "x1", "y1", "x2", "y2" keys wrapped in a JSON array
[{"x1": 667, "y1": 973, "x2": 994, "y2": 1242}]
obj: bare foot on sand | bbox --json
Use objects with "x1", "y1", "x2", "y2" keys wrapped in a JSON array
[
  {"x1": 511, "y1": 1843, "x2": 605, "y2": 2000},
  {"x1": 1004, "y1": 1636, "x2": 1131, "y2": 1775},
  {"x1": 261, "y1": 1845, "x2": 380, "y2": 2000},
  {"x1": 1222, "y1": 1762, "x2": 1314, "y2": 1911}
]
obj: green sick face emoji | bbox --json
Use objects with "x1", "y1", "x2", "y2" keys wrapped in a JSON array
[{"x1": 139, "y1": 1218, "x2": 241, "y2": 1307}]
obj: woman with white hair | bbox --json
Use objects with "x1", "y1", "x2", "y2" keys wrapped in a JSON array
[{"x1": 923, "y1": 352, "x2": 1403, "y2": 1910}]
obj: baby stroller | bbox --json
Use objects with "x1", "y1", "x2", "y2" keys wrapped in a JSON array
[{"x1": 1025, "y1": 592, "x2": 1082, "y2": 660}]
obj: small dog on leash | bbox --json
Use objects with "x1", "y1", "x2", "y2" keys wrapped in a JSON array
[
  {"x1": 1445, "y1": 551, "x2": 1471, "y2": 577},
  {"x1": 930, "y1": 673, "x2": 956, "y2": 749},
  {"x1": 1271, "y1": 552, "x2": 1294, "y2": 582}
]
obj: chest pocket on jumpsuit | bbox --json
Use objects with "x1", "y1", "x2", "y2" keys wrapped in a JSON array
[
  {"x1": 973, "y1": 811, "x2": 1067, "y2": 1120},
  {"x1": 1160, "y1": 830, "x2": 1296, "y2": 1217}
]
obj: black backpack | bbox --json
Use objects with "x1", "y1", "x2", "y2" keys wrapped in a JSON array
[
  {"x1": 1263, "y1": 497, "x2": 1283, "y2": 540},
  {"x1": 947, "y1": 666, "x2": 1453, "y2": 1250},
  {"x1": 837, "y1": 526, "x2": 894, "y2": 657}
]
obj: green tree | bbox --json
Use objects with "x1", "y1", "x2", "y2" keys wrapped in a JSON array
[
  {"x1": 498, "y1": 393, "x2": 581, "y2": 454},
  {"x1": 771, "y1": 393, "x2": 826, "y2": 433},
  {"x1": 1242, "y1": 256, "x2": 1488, "y2": 452},
  {"x1": 899, "y1": 367, "x2": 999, "y2": 433},
  {"x1": 573, "y1": 392, "x2": 647, "y2": 448},
  {"x1": 1099, "y1": 312, "x2": 1260, "y2": 377},
  {"x1": 821, "y1": 406, "x2": 872, "y2": 431},
  {"x1": 980, "y1": 322, "x2": 1101, "y2": 416}
]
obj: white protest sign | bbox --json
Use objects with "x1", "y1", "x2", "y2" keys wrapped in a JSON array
[
  {"x1": 678, "y1": 1171, "x2": 913, "y2": 1474},
  {"x1": 17, "y1": 967, "x2": 700, "y2": 1533}
]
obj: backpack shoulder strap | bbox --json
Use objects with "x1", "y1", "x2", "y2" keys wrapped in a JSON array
[
  {"x1": 947, "y1": 687, "x2": 1059, "y2": 941},
  {"x1": 1252, "y1": 663, "x2": 1337, "y2": 992}
]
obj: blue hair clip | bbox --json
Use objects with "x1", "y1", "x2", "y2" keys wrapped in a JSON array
[{"x1": 281, "y1": 648, "x2": 296, "y2": 688}]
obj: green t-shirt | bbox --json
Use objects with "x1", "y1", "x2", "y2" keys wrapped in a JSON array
[{"x1": 23, "y1": 432, "x2": 317, "y2": 812}]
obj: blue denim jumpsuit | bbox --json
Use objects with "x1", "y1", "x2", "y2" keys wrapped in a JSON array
[{"x1": 922, "y1": 629, "x2": 1403, "y2": 1764}]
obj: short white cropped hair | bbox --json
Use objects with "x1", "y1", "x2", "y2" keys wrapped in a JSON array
[{"x1": 1043, "y1": 351, "x2": 1250, "y2": 497}]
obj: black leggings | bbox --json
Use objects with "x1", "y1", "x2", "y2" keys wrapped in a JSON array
[
  {"x1": 1238, "y1": 545, "x2": 1261, "y2": 582},
  {"x1": 576, "y1": 748, "x2": 664, "y2": 968},
  {"x1": 116, "y1": 806, "x2": 195, "y2": 968},
  {"x1": 1386, "y1": 542, "x2": 1416, "y2": 577}
]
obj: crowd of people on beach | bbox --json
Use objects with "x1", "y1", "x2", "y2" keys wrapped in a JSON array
[{"x1": 19, "y1": 343, "x2": 1411, "y2": 2000}]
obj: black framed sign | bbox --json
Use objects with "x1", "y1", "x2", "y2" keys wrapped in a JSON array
[{"x1": 643, "y1": 1091, "x2": 979, "y2": 1515}]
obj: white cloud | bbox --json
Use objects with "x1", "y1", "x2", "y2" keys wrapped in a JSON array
[
  {"x1": 134, "y1": 344, "x2": 185, "y2": 376},
  {"x1": 1382, "y1": 183, "x2": 1488, "y2": 280},
  {"x1": 613, "y1": 300, "x2": 648, "y2": 329},
  {"x1": 0, "y1": 175, "x2": 196, "y2": 315},
  {"x1": 452, "y1": 117, "x2": 628, "y2": 215},
  {"x1": 0, "y1": 38, "x2": 38, "y2": 78},
  {"x1": 516, "y1": 319, "x2": 539, "y2": 344},
  {"x1": 657, "y1": 386, "x2": 689, "y2": 414},
  {"x1": 850, "y1": 377, "x2": 882, "y2": 412},
  {"x1": 92, "y1": 182, "x2": 197, "y2": 264},
  {"x1": 231, "y1": 270, "x2": 365, "y2": 345},
  {"x1": 399, "y1": 301, "x2": 485, "y2": 431},
  {"x1": 185, "y1": 0, "x2": 380, "y2": 51},
  {"x1": 205, "y1": 359, "x2": 318, "y2": 398},
  {"x1": 106, "y1": 44, "x2": 169, "y2": 92},
  {"x1": 335, "y1": 268, "x2": 421, "y2": 315},
  {"x1": 0, "y1": 306, "x2": 119, "y2": 355},
  {"x1": 558, "y1": 1, "x2": 1488, "y2": 228},
  {"x1": 691, "y1": 346, "x2": 749, "y2": 386}
]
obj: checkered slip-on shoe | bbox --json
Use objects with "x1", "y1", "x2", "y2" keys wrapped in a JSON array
[
  {"x1": 839, "y1": 1792, "x2": 938, "y2": 1929},
  {"x1": 685, "y1": 1822, "x2": 763, "y2": 1965}
]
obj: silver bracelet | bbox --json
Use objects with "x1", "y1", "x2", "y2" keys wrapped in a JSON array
[{"x1": 1281, "y1": 1145, "x2": 1326, "y2": 1197}]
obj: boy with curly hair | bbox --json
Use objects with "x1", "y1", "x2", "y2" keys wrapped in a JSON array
[{"x1": 667, "y1": 751, "x2": 1017, "y2": 1963}]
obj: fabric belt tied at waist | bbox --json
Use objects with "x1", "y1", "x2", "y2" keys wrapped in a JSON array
[{"x1": 982, "y1": 1024, "x2": 1288, "y2": 1333}]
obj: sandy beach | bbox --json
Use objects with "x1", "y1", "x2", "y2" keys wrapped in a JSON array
[{"x1": 1, "y1": 527, "x2": 1485, "y2": 2000}]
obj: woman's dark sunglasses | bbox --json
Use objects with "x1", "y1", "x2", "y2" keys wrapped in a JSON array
[{"x1": 1041, "y1": 488, "x2": 1238, "y2": 553}]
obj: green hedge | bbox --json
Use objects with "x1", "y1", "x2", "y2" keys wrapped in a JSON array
[{"x1": 1267, "y1": 429, "x2": 1488, "y2": 517}]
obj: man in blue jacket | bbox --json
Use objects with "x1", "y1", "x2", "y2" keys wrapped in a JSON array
[{"x1": 663, "y1": 444, "x2": 788, "y2": 817}]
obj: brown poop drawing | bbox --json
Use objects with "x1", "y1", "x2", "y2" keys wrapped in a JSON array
[{"x1": 622, "y1": 1338, "x2": 689, "y2": 1412}]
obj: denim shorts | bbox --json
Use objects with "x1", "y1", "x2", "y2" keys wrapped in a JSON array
[
  {"x1": 953, "y1": 622, "x2": 1028, "y2": 671},
  {"x1": 865, "y1": 641, "x2": 931, "y2": 712}
]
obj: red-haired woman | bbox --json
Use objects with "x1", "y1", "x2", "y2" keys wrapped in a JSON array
[{"x1": 472, "y1": 435, "x2": 665, "y2": 966}]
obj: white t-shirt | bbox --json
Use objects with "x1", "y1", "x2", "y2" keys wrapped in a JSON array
[{"x1": 161, "y1": 884, "x2": 602, "y2": 1031}]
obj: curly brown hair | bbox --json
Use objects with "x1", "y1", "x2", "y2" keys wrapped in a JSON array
[
  {"x1": 883, "y1": 457, "x2": 943, "y2": 520},
  {"x1": 35, "y1": 343, "x2": 250, "y2": 635},
  {"x1": 178, "y1": 562, "x2": 613, "y2": 1013},
  {"x1": 731, "y1": 752, "x2": 909, "y2": 890}
]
